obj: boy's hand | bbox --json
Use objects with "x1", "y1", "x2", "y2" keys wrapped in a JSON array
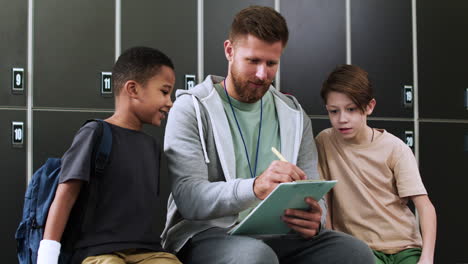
[
  {"x1": 282, "y1": 197, "x2": 322, "y2": 239},
  {"x1": 37, "y1": 239, "x2": 61, "y2": 264},
  {"x1": 253, "y1": 161, "x2": 306, "y2": 200}
]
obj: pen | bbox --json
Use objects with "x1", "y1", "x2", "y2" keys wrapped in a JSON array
[{"x1": 271, "y1": 147, "x2": 287, "y2": 162}]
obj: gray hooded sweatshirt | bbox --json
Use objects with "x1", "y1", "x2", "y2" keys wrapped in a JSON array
[{"x1": 161, "y1": 75, "x2": 326, "y2": 252}]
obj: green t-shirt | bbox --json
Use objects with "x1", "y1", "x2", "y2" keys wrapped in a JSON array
[{"x1": 214, "y1": 83, "x2": 281, "y2": 221}]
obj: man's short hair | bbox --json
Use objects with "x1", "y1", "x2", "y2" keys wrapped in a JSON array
[
  {"x1": 112, "y1": 46, "x2": 174, "y2": 95},
  {"x1": 229, "y1": 5, "x2": 289, "y2": 47}
]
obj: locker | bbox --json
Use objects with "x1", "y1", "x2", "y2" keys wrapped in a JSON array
[
  {"x1": 310, "y1": 118, "x2": 332, "y2": 137},
  {"x1": 0, "y1": 110, "x2": 27, "y2": 263},
  {"x1": 367, "y1": 120, "x2": 414, "y2": 149},
  {"x1": 351, "y1": 0, "x2": 413, "y2": 118},
  {"x1": 122, "y1": 0, "x2": 197, "y2": 92},
  {"x1": 34, "y1": 0, "x2": 115, "y2": 109},
  {"x1": 33, "y1": 111, "x2": 110, "y2": 170},
  {"x1": 418, "y1": 0, "x2": 468, "y2": 119},
  {"x1": 419, "y1": 122, "x2": 468, "y2": 263},
  {"x1": 281, "y1": 0, "x2": 346, "y2": 115},
  {"x1": 0, "y1": 0, "x2": 28, "y2": 107}
]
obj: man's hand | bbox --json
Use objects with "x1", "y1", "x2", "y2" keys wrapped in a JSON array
[
  {"x1": 282, "y1": 197, "x2": 322, "y2": 239},
  {"x1": 253, "y1": 161, "x2": 306, "y2": 200}
]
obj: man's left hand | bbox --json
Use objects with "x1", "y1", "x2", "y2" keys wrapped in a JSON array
[{"x1": 282, "y1": 197, "x2": 322, "y2": 239}]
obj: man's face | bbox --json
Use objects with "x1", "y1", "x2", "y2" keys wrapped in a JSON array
[{"x1": 225, "y1": 35, "x2": 283, "y2": 103}]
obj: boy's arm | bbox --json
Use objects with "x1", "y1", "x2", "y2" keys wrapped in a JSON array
[
  {"x1": 44, "y1": 179, "x2": 83, "y2": 240},
  {"x1": 38, "y1": 180, "x2": 82, "y2": 264},
  {"x1": 411, "y1": 194, "x2": 437, "y2": 264}
]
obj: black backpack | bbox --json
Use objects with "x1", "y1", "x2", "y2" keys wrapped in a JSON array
[{"x1": 15, "y1": 119, "x2": 112, "y2": 264}]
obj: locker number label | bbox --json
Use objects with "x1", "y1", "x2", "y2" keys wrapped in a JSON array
[
  {"x1": 403, "y1": 85, "x2": 413, "y2": 108},
  {"x1": 185, "y1": 74, "x2": 196, "y2": 90},
  {"x1": 101, "y1": 72, "x2": 112, "y2": 95},
  {"x1": 404, "y1": 130, "x2": 414, "y2": 148},
  {"x1": 12, "y1": 121, "x2": 24, "y2": 147},
  {"x1": 12, "y1": 68, "x2": 25, "y2": 94}
]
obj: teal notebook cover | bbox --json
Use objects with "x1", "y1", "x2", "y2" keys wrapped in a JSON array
[{"x1": 229, "y1": 180, "x2": 337, "y2": 235}]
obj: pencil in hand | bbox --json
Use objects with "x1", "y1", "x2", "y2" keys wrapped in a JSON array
[
  {"x1": 271, "y1": 147, "x2": 323, "y2": 182},
  {"x1": 271, "y1": 147, "x2": 287, "y2": 162}
]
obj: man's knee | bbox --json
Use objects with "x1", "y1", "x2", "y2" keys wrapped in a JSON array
[
  {"x1": 233, "y1": 239, "x2": 279, "y2": 264},
  {"x1": 181, "y1": 236, "x2": 279, "y2": 264},
  {"x1": 320, "y1": 230, "x2": 374, "y2": 263}
]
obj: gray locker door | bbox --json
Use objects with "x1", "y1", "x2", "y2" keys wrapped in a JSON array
[
  {"x1": 34, "y1": 0, "x2": 115, "y2": 109},
  {"x1": 122, "y1": 0, "x2": 197, "y2": 92},
  {"x1": 367, "y1": 120, "x2": 415, "y2": 150},
  {"x1": 0, "y1": 0, "x2": 28, "y2": 107},
  {"x1": 419, "y1": 122, "x2": 468, "y2": 263},
  {"x1": 0, "y1": 110, "x2": 27, "y2": 262},
  {"x1": 204, "y1": 0, "x2": 274, "y2": 78},
  {"x1": 33, "y1": 111, "x2": 110, "y2": 170},
  {"x1": 281, "y1": 0, "x2": 346, "y2": 115},
  {"x1": 351, "y1": 0, "x2": 413, "y2": 118},
  {"x1": 310, "y1": 118, "x2": 332, "y2": 137},
  {"x1": 418, "y1": 1, "x2": 468, "y2": 119}
]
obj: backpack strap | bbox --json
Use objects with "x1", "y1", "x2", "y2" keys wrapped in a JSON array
[
  {"x1": 78, "y1": 119, "x2": 112, "y2": 233},
  {"x1": 91, "y1": 119, "x2": 112, "y2": 177},
  {"x1": 82, "y1": 119, "x2": 112, "y2": 175}
]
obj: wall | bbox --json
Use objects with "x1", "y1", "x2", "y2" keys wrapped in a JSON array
[{"x1": 1, "y1": 0, "x2": 466, "y2": 262}]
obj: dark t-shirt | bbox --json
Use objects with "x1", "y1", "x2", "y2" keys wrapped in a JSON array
[{"x1": 59, "y1": 121, "x2": 165, "y2": 263}]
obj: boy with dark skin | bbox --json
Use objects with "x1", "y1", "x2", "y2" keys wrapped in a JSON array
[{"x1": 38, "y1": 47, "x2": 181, "y2": 264}]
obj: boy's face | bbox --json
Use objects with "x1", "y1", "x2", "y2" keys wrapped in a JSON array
[
  {"x1": 136, "y1": 65, "x2": 175, "y2": 126},
  {"x1": 325, "y1": 91, "x2": 374, "y2": 144},
  {"x1": 224, "y1": 34, "x2": 283, "y2": 103}
]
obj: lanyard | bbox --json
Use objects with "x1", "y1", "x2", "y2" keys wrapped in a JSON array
[{"x1": 223, "y1": 79, "x2": 263, "y2": 179}]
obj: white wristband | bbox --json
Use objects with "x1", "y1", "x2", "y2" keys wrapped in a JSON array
[{"x1": 37, "y1": 239, "x2": 61, "y2": 264}]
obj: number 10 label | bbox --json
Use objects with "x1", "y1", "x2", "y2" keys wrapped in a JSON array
[{"x1": 12, "y1": 121, "x2": 24, "y2": 147}]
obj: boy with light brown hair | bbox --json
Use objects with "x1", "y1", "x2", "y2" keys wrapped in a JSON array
[{"x1": 316, "y1": 64, "x2": 437, "y2": 264}]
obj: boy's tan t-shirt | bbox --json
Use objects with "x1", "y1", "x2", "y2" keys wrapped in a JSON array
[{"x1": 315, "y1": 128, "x2": 427, "y2": 254}]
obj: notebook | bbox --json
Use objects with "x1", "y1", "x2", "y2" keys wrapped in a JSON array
[{"x1": 229, "y1": 180, "x2": 337, "y2": 235}]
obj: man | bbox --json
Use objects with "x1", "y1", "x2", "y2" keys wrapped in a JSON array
[{"x1": 162, "y1": 5, "x2": 374, "y2": 264}]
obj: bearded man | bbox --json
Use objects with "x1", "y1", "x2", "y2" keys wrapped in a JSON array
[{"x1": 161, "y1": 5, "x2": 374, "y2": 264}]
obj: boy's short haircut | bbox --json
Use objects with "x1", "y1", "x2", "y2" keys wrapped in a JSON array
[
  {"x1": 112, "y1": 46, "x2": 174, "y2": 95},
  {"x1": 321, "y1": 64, "x2": 374, "y2": 113},
  {"x1": 229, "y1": 5, "x2": 289, "y2": 47}
]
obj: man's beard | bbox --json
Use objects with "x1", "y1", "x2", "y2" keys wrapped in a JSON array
[{"x1": 230, "y1": 67, "x2": 272, "y2": 103}]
